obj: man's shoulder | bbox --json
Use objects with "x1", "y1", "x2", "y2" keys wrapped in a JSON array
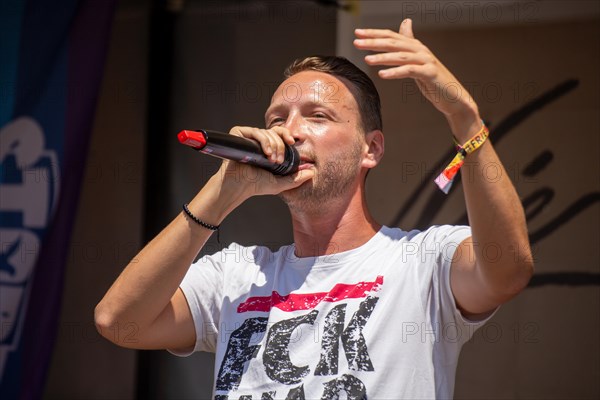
[{"x1": 381, "y1": 224, "x2": 471, "y2": 242}]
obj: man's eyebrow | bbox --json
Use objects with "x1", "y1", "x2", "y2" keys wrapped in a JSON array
[
  {"x1": 264, "y1": 102, "x2": 286, "y2": 118},
  {"x1": 265, "y1": 100, "x2": 342, "y2": 118}
]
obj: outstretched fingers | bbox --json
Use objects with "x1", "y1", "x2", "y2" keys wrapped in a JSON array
[
  {"x1": 364, "y1": 51, "x2": 431, "y2": 67},
  {"x1": 353, "y1": 36, "x2": 422, "y2": 54},
  {"x1": 354, "y1": 21, "x2": 437, "y2": 82},
  {"x1": 354, "y1": 28, "x2": 400, "y2": 39},
  {"x1": 377, "y1": 64, "x2": 433, "y2": 80}
]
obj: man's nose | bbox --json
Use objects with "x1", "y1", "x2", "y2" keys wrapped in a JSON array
[{"x1": 284, "y1": 114, "x2": 306, "y2": 143}]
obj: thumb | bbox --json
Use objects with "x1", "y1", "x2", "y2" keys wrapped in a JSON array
[
  {"x1": 399, "y1": 18, "x2": 414, "y2": 38},
  {"x1": 270, "y1": 168, "x2": 315, "y2": 195}
]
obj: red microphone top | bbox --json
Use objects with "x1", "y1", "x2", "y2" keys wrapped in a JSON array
[{"x1": 177, "y1": 130, "x2": 207, "y2": 149}]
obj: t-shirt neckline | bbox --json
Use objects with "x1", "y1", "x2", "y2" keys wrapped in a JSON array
[{"x1": 285, "y1": 226, "x2": 393, "y2": 269}]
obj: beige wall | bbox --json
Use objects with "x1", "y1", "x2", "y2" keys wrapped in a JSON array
[{"x1": 339, "y1": 7, "x2": 600, "y2": 400}]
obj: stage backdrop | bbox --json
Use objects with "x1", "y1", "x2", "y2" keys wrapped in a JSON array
[{"x1": 0, "y1": 0, "x2": 115, "y2": 398}]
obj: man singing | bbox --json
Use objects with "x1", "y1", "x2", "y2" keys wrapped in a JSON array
[{"x1": 96, "y1": 19, "x2": 533, "y2": 399}]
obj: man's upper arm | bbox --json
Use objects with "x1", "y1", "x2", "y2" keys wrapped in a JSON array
[
  {"x1": 131, "y1": 288, "x2": 197, "y2": 352},
  {"x1": 450, "y1": 237, "x2": 500, "y2": 319}
]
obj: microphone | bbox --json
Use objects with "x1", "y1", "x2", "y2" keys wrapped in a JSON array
[{"x1": 177, "y1": 129, "x2": 300, "y2": 176}]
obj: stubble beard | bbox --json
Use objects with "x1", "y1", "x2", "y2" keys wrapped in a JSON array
[{"x1": 279, "y1": 139, "x2": 363, "y2": 215}]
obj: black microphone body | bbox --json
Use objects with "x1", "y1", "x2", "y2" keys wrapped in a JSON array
[{"x1": 178, "y1": 129, "x2": 299, "y2": 176}]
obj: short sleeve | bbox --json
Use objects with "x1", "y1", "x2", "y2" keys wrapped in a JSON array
[
  {"x1": 168, "y1": 253, "x2": 224, "y2": 356},
  {"x1": 430, "y1": 225, "x2": 498, "y2": 343}
]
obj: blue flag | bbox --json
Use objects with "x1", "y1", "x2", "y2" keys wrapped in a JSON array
[{"x1": 0, "y1": 0, "x2": 116, "y2": 397}]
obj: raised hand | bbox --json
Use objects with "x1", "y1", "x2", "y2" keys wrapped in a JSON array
[{"x1": 353, "y1": 18, "x2": 480, "y2": 136}]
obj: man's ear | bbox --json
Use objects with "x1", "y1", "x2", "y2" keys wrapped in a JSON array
[{"x1": 362, "y1": 130, "x2": 384, "y2": 169}]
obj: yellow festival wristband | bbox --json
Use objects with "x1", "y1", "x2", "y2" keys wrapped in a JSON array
[{"x1": 434, "y1": 121, "x2": 489, "y2": 194}]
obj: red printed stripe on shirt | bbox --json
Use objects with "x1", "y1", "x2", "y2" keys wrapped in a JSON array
[{"x1": 237, "y1": 275, "x2": 384, "y2": 313}]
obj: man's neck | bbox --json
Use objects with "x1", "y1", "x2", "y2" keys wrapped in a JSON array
[{"x1": 289, "y1": 189, "x2": 381, "y2": 258}]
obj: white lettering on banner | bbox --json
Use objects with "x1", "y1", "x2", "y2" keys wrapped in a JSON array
[{"x1": 0, "y1": 117, "x2": 60, "y2": 378}]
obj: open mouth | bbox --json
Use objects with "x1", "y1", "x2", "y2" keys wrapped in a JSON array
[{"x1": 298, "y1": 156, "x2": 315, "y2": 171}]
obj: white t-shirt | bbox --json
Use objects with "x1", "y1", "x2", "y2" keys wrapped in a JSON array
[{"x1": 172, "y1": 225, "x2": 494, "y2": 399}]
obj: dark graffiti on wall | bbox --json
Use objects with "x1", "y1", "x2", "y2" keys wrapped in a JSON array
[{"x1": 390, "y1": 79, "x2": 600, "y2": 287}]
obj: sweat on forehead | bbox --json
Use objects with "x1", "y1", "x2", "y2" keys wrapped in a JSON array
[
  {"x1": 280, "y1": 55, "x2": 383, "y2": 132},
  {"x1": 270, "y1": 71, "x2": 357, "y2": 107},
  {"x1": 265, "y1": 71, "x2": 360, "y2": 123}
]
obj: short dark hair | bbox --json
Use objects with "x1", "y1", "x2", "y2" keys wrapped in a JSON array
[{"x1": 283, "y1": 56, "x2": 382, "y2": 133}]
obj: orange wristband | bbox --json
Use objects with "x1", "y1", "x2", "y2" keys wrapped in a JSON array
[{"x1": 434, "y1": 122, "x2": 489, "y2": 194}]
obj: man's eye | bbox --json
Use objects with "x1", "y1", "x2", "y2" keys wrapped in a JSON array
[
  {"x1": 313, "y1": 113, "x2": 327, "y2": 118},
  {"x1": 269, "y1": 118, "x2": 284, "y2": 126}
]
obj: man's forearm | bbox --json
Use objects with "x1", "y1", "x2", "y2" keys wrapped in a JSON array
[
  {"x1": 94, "y1": 174, "x2": 239, "y2": 337},
  {"x1": 450, "y1": 111, "x2": 534, "y2": 299},
  {"x1": 94, "y1": 146, "x2": 312, "y2": 346}
]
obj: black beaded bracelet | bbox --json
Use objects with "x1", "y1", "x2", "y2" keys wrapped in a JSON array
[{"x1": 182, "y1": 203, "x2": 220, "y2": 231}]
